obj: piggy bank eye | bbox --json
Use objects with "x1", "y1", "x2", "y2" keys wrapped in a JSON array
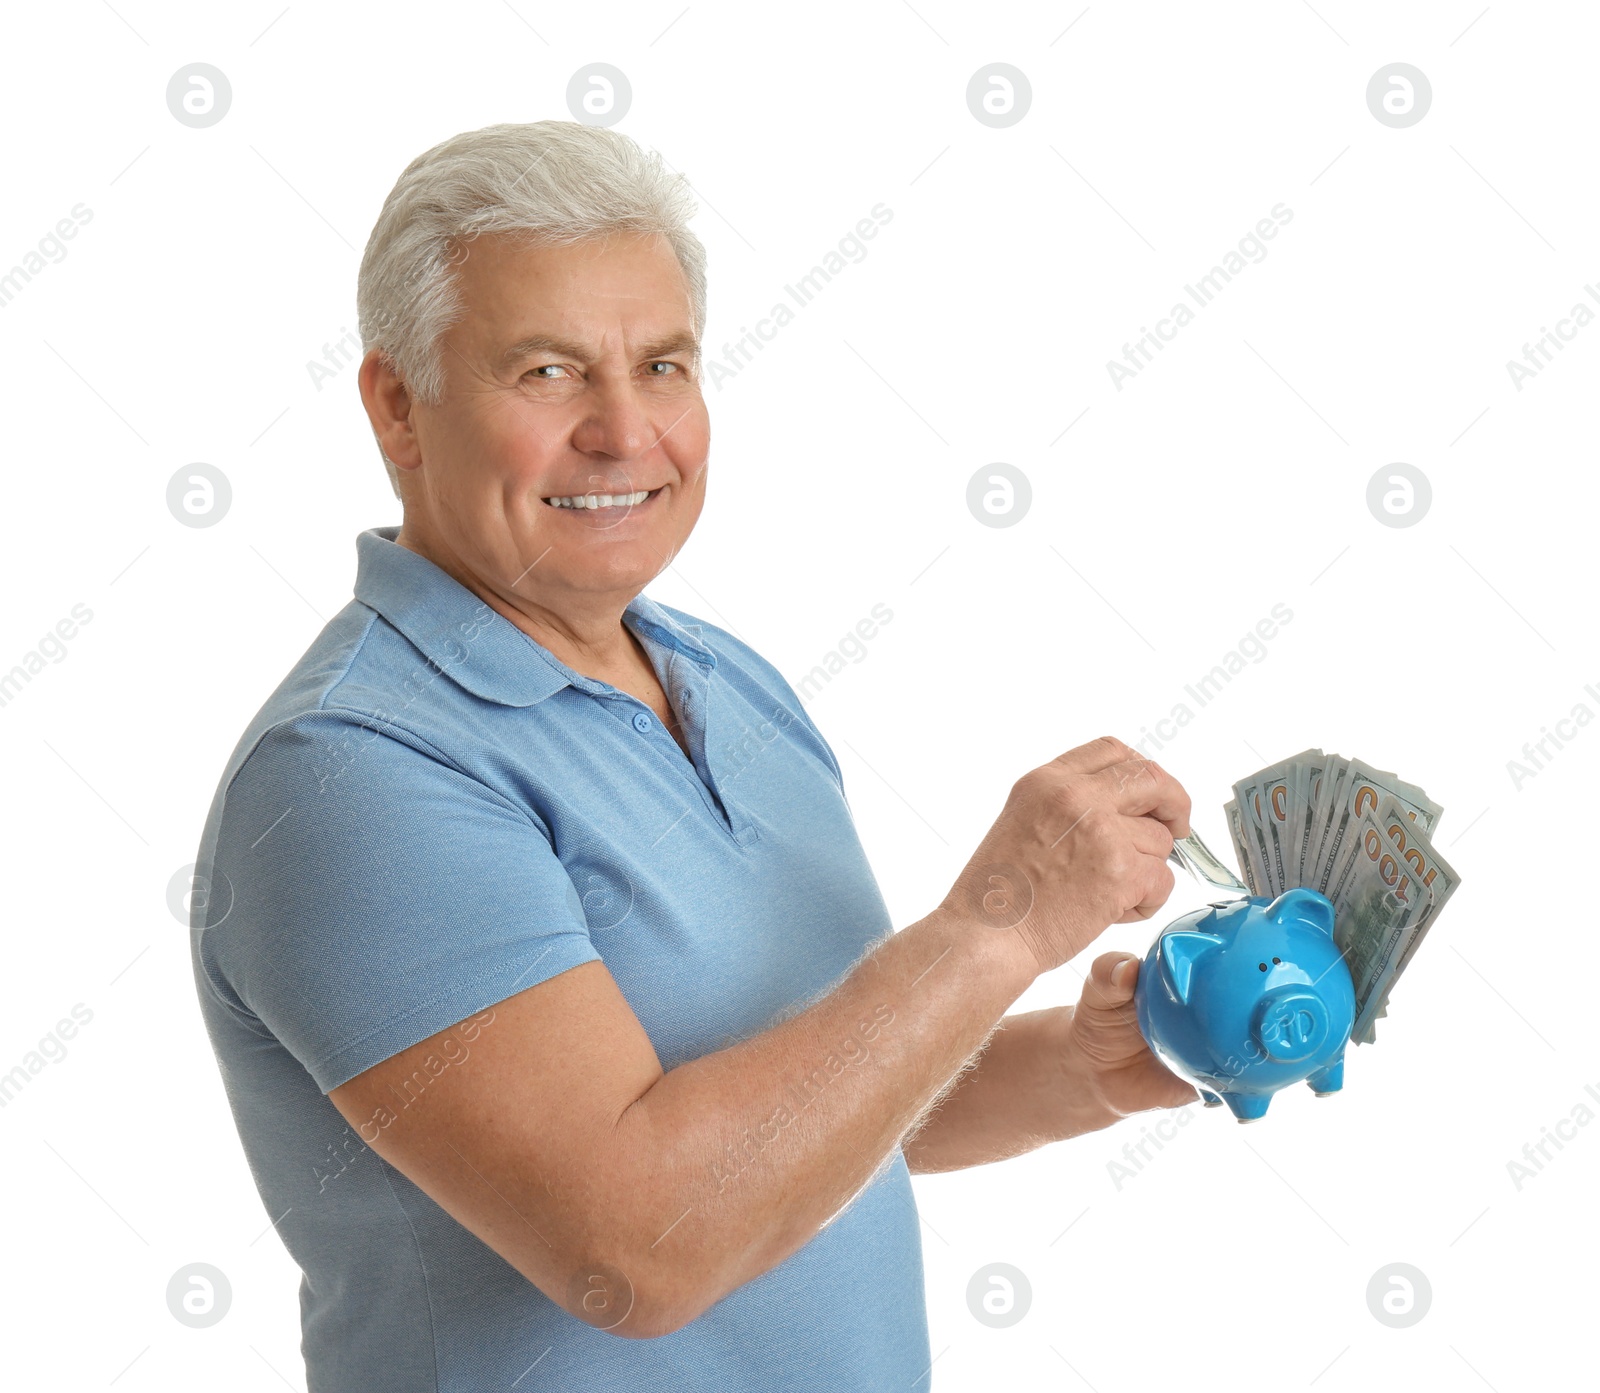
[
  {"x1": 1272, "y1": 957, "x2": 1281, "y2": 965},
  {"x1": 1258, "y1": 962, "x2": 1268, "y2": 971}
]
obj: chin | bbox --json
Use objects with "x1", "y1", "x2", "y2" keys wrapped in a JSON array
[{"x1": 559, "y1": 542, "x2": 671, "y2": 593}]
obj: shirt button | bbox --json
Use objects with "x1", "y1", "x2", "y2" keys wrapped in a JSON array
[{"x1": 632, "y1": 711, "x2": 653, "y2": 733}]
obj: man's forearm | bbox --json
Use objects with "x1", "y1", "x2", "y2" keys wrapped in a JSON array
[
  {"x1": 331, "y1": 737, "x2": 1190, "y2": 1339},
  {"x1": 614, "y1": 908, "x2": 1035, "y2": 1326},
  {"x1": 901, "y1": 1005, "x2": 1120, "y2": 1173}
]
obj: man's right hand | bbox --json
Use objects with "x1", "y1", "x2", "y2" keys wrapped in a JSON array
[
  {"x1": 327, "y1": 733, "x2": 1192, "y2": 1339},
  {"x1": 942, "y1": 735, "x2": 1193, "y2": 976}
]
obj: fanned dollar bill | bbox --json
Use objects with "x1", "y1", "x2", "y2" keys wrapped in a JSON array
[
  {"x1": 1358, "y1": 794, "x2": 1461, "y2": 1037},
  {"x1": 1224, "y1": 798, "x2": 1261, "y2": 896},
  {"x1": 1231, "y1": 777, "x2": 1277, "y2": 896},
  {"x1": 1315, "y1": 761, "x2": 1440, "y2": 898},
  {"x1": 1219, "y1": 750, "x2": 1461, "y2": 1045},
  {"x1": 1261, "y1": 748, "x2": 1320, "y2": 904},
  {"x1": 1305, "y1": 755, "x2": 1348, "y2": 894},
  {"x1": 1294, "y1": 751, "x2": 1329, "y2": 888},
  {"x1": 1329, "y1": 804, "x2": 1435, "y2": 1042}
]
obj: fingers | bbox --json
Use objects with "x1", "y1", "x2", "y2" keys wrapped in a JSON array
[
  {"x1": 1075, "y1": 952, "x2": 1142, "y2": 1032},
  {"x1": 1084, "y1": 950, "x2": 1140, "y2": 1003},
  {"x1": 1118, "y1": 812, "x2": 1176, "y2": 860},
  {"x1": 1049, "y1": 735, "x2": 1139, "y2": 778},
  {"x1": 1113, "y1": 856, "x2": 1176, "y2": 924},
  {"x1": 1043, "y1": 739, "x2": 1194, "y2": 838},
  {"x1": 1095, "y1": 757, "x2": 1193, "y2": 839}
]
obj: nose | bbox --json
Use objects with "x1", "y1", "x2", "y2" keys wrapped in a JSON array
[
  {"x1": 569, "y1": 377, "x2": 655, "y2": 466},
  {"x1": 1251, "y1": 988, "x2": 1330, "y2": 1062}
]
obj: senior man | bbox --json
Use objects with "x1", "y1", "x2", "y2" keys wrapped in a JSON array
[{"x1": 190, "y1": 120, "x2": 1198, "y2": 1392}]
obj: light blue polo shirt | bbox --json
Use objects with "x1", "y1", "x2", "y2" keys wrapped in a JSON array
[{"x1": 188, "y1": 524, "x2": 929, "y2": 1392}]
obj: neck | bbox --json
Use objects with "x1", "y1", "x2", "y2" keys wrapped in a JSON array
[{"x1": 394, "y1": 521, "x2": 641, "y2": 682}]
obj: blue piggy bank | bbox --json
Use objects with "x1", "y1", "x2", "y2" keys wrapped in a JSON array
[{"x1": 1133, "y1": 887, "x2": 1354, "y2": 1122}]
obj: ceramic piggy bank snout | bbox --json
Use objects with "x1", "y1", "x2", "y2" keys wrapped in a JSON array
[{"x1": 1133, "y1": 887, "x2": 1354, "y2": 1123}]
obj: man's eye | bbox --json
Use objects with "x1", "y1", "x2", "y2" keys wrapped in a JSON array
[
  {"x1": 526, "y1": 365, "x2": 567, "y2": 380},
  {"x1": 646, "y1": 361, "x2": 679, "y2": 376}
]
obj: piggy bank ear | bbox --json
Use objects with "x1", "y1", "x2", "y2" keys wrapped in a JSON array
[
  {"x1": 1266, "y1": 887, "x2": 1335, "y2": 938},
  {"x1": 1159, "y1": 930, "x2": 1225, "y2": 1004}
]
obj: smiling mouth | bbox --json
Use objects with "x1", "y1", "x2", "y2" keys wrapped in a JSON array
[{"x1": 542, "y1": 487, "x2": 659, "y2": 510}]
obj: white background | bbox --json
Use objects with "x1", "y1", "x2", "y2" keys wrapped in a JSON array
[{"x1": 2, "y1": 1, "x2": 1595, "y2": 1389}]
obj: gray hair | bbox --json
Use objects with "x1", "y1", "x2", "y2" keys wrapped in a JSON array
[{"x1": 356, "y1": 121, "x2": 706, "y2": 498}]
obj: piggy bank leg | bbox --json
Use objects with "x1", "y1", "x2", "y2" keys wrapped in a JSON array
[
  {"x1": 1199, "y1": 1089, "x2": 1224, "y2": 1108},
  {"x1": 1223, "y1": 1092, "x2": 1270, "y2": 1123},
  {"x1": 1308, "y1": 1055, "x2": 1345, "y2": 1096}
]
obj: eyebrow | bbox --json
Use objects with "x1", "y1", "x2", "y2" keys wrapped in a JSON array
[{"x1": 498, "y1": 330, "x2": 700, "y2": 370}]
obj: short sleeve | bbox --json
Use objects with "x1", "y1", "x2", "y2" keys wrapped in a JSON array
[
  {"x1": 196, "y1": 711, "x2": 602, "y2": 1093},
  {"x1": 781, "y1": 690, "x2": 847, "y2": 795}
]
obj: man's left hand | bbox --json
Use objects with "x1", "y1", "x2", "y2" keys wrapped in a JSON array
[{"x1": 1064, "y1": 953, "x2": 1201, "y2": 1118}]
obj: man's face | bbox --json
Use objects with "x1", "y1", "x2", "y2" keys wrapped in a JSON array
[{"x1": 399, "y1": 231, "x2": 710, "y2": 606}]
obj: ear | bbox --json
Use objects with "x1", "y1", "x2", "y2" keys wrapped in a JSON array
[
  {"x1": 1158, "y1": 930, "x2": 1225, "y2": 1004},
  {"x1": 1267, "y1": 887, "x2": 1335, "y2": 938},
  {"x1": 358, "y1": 348, "x2": 423, "y2": 473}
]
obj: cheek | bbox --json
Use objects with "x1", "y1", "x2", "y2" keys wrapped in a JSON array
[
  {"x1": 483, "y1": 410, "x2": 560, "y2": 475},
  {"x1": 668, "y1": 399, "x2": 711, "y2": 462},
  {"x1": 674, "y1": 430, "x2": 711, "y2": 490},
  {"x1": 435, "y1": 395, "x2": 557, "y2": 473}
]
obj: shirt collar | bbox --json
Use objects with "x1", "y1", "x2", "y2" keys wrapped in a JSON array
[{"x1": 352, "y1": 525, "x2": 714, "y2": 708}]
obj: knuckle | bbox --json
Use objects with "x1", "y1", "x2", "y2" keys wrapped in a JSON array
[
  {"x1": 1014, "y1": 769, "x2": 1052, "y2": 810},
  {"x1": 1102, "y1": 841, "x2": 1134, "y2": 881},
  {"x1": 1022, "y1": 764, "x2": 1056, "y2": 792},
  {"x1": 1083, "y1": 813, "x2": 1117, "y2": 851},
  {"x1": 1043, "y1": 775, "x2": 1083, "y2": 817}
]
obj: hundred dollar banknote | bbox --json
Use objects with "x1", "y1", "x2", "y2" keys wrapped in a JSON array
[
  {"x1": 1328, "y1": 803, "x2": 1436, "y2": 1043},
  {"x1": 1220, "y1": 750, "x2": 1459, "y2": 1044},
  {"x1": 1358, "y1": 794, "x2": 1461, "y2": 1039},
  {"x1": 1314, "y1": 760, "x2": 1442, "y2": 899}
]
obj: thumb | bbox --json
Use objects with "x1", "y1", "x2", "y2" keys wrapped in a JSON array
[{"x1": 1082, "y1": 951, "x2": 1141, "y2": 1012}]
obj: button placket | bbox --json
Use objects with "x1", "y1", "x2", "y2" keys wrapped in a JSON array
[
  {"x1": 665, "y1": 651, "x2": 748, "y2": 839},
  {"x1": 594, "y1": 659, "x2": 740, "y2": 842}
]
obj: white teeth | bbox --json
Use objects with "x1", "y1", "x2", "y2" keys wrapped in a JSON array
[{"x1": 545, "y1": 489, "x2": 652, "y2": 509}]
